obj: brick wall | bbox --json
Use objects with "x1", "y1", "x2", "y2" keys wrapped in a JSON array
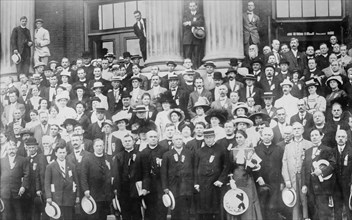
[{"x1": 35, "y1": 0, "x2": 85, "y2": 64}]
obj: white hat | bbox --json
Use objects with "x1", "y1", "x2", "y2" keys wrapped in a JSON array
[
  {"x1": 162, "y1": 191, "x2": 175, "y2": 210},
  {"x1": 282, "y1": 187, "x2": 297, "y2": 207},
  {"x1": 11, "y1": 54, "x2": 21, "y2": 64},
  {"x1": 45, "y1": 201, "x2": 61, "y2": 219},
  {"x1": 280, "y1": 79, "x2": 293, "y2": 87},
  {"x1": 81, "y1": 196, "x2": 97, "y2": 215}
]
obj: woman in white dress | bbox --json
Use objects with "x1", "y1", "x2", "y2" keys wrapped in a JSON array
[
  {"x1": 303, "y1": 79, "x2": 326, "y2": 114},
  {"x1": 205, "y1": 109, "x2": 227, "y2": 142}
]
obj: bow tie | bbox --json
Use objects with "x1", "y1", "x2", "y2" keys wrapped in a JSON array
[
  {"x1": 50, "y1": 86, "x2": 55, "y2": 88},
  {"x1": 75, "y1": 150, "x2": 81, "y2": 154},
  {"x1": 247, "y1": 12, "x2": 253, "y2": 14}
]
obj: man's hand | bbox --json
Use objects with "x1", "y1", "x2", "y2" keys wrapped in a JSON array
[
  {"x1": 46, "y1": 198, "x2": 52, "y2": 205},
  {"x1": 28, "y1": 42, "x2": 33, "y2": 47},
  {"x1": 256, "y1": 177, "x2": 265, "y2": 186},
  {"x1": 213, "y1": 181, "x2": 223, "y2": 187},
  {"x1": 75, "y1": 197, "x2": 80, "y2": 204},
  {"x1": 285, "y1": 181, "x2": 292, "y2": 189},
  {"x1": 14, "y1": 50, "x2": 18, "y2": 54},
  {"x1": 84, "y1": 190, "x2": 90, "y2": 198},
  {"x1": 113, "y1": 190, "x2": 117, "y2": 195},
  {"x1": 183, "y1": 21, "x2": 191, "y2": 26},
  {"x1": 194, "y1": 184, "x2": 200, "y2": 192},
  {"x1": 280, "y1": 183, "x2": 285, "y2": 191},
  {"x1": 302, "y1": 185, "x2": 308, "y2": 194},
  {"x1": 313, "y1": 168, "x2": 322, "y2": 177},
  {"x1": 18, "y1": 186, "x2": 25, "y2": 196},
  {"x1": 36, "y1": 190, "x2": 42, "y2": 197},
  {"x1": 141, "y1": 189, "x2": 148, "y2": 196},
  {"x1": 164, "y1": 189, "x2": 170, "y2": 194}
]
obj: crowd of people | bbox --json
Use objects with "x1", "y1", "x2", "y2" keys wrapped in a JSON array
[{"x1": 2, "y1": 2, "x2": 352, "y2": 220}]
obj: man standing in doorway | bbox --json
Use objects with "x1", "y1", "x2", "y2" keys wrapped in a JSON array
[
  {"x1": 11, "y1": 16, "x2": 33, "y2": 76},
  {"x1": 243, "y1": 1, "x2": 260, "y2": 54},
  {"x1": 182, "y1": 1, "x2": 205, "y2": 69},
  {"x1": 133, "y1": 10, "x2": 147, "y2": 61},
  {"x1": 33, "y1": 18, "x2": 50, "y2": 66}
]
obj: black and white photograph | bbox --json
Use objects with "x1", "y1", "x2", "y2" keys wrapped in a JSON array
[{"x1": 1, "y1": 0, "x2": 352, "y2": 219}]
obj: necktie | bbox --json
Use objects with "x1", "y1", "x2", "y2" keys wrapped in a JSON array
[
  {"x1": 268, "y1": 78, "x2": 272, "y2": 86},
  {"x1": 105, "y1": 135, "x2": 109, "y2": 155},
  {"x1": 60, "y1": 165, "x2": 65, "y2": 177}
]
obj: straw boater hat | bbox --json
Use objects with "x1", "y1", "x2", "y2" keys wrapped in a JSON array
[
  {"x1": 203, "y1": 128, "x2": 215, "y2": 136},
  {"x1": 45, "y1": 201, "x2": 61, "y2": 219},
  {"x1": 20, "y1": 128, "x2": 34, "y2": 137},
  {"x1": 192, "y1": 27, "x2": 205, "y2": 39},
  {"x1": 92, "y1": 82, "x2": 104, "y2": 90},
  {"x1": 280, "y1": 79, "x2": 293, "y2": 87},
  {"x1": 0, "y1": 198, "x2": 4, "y2": 213},
  {"x1": 233, "y1": 116, "x2": 253, "y2": 128},
  {"x1": 81, "y1": 196, "x2": 97, "y2": 215},
  {"x1": 282, "y1": 187, "x2": 297, "y2": 207},
  {"x1": 34, "y1": 62, "x2": 46, "y2": 69},
  {"x1": 35, "y1": 18, "x2": 44, "y2": 23},
  {"x1": 133, "y1": 105, "x2": 148, "y2": 113},
  {"x1": 131, "y1": 54, "x2": 142, "y2": 60},
  {"x1": 262, "y1": 92, "x2": 275, "y2": 99},
  {"x1": 244, "y1": 74, "x2": 256, "y2": 81},
  {"x1": 60, "y1": 70, "x2": 71, "y2": 77},
  {"x1": 168, "y1": 72, "x2": 179, "y2": 81},
  {"x1": 112, "y1": 195, "x2": 121, "y2": 212},
  {"x1": 104, "y1": 52, "x2": 116, "y2": 58},
  {"x1": 168, "y1": 108, "x2": 185, "y2": 122},
  {"x1": 162, "y1": 191, "x2": 176, "y2": 210},
  {"x1": 102, "y1": 119, "x2": 114, "y2": 128},
  {"x1": 192, "y1": 97, "x2": 211, "y2": 112},
  {"x1": 111, "y1": 76, "x2": 123, "y2": 82},
  {"x1": 11, "y1": 53, "x2": 21, "y2": 64},
  {"x1": 279, "y1": 58, "x2": 290, "y2": 66}
]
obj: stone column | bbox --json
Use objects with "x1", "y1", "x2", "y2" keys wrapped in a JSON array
[
  {"x1": 0, "y1": 0, "x2": 35, "y2": 76},
  {"x1": 143, "y1": 0, "x2": 184, "y2": 73},
  {"x1": 202, "y1": 0, "x2": 244, "y2": 69}
]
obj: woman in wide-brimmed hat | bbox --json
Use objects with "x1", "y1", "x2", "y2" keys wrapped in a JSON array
[
  {"x1": 168, "y1": 108, "x2": 185, "y2": 131},
  {"x1": 154, "y1": 92, "x2": 175, "y2": 139},
  {"x1": 191, "y1": 97, "x2": 210, "y2": 126},
  {"x1": 111, "y1": 111, "x2": 131, "y2": 139},
  {"x1": 303, "y1": 79, "x2": 327, "y2": 114},
  {"x1": 325, "y1": 75, "x2": 347, "y2": 109},
  {"x1": 205, "y1": 109, "x2": 227, "y2": 141}
]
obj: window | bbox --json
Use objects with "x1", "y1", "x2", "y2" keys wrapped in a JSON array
[
  {"x1": 94, "y1": 0, "x2": 145, "y2": 30},
  {"x1": 276, "y1": 0, "x2": 342, "y2": 18}
]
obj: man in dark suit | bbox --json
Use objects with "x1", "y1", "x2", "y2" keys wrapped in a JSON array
[
  {"x1": 87, "y1": 66, "x2": 112, "y2": 95},
  {"x1": 133, "y1": 11, "x2": 147, "y2": 61},
  {"x1": 81, "y1": 138, "x2": 113, "y2": 220},
  {"x1": 139, "y1": 130, "x2": 169, "y2": 220},
  {"x1": 161, "y1": 132, "x2": 194, "y2": 220},
  {"x1": 255, "y1": 127, "x2": 284, "y2": 220},
  {"x1": 216, "y1": 120, "x2": 237, "y2": 151},
  {"x1": 259, "y1": 64, "x2": 282, "y2": 99},
  {"x1": 102, "y1": 120, "x2": 124, "y2": 160},
  {"x1": 301, "y1": 129, "x2": 335, "y2": 220},
  {"x1": 272, "y1": 107, "x2": 289, "y2": 144},
  {"x1": 0, "y1": 142, "x2": 29, "y2": 220},
  {"x1": 87, "y1": 107, "x2": 106, "y2": 140},
  {"x1": 333, "y1": 130, "x2": 352, "y2": 220},
  {"x1": 187, "y1": 77, "x2": 213, "y2": 118},
  {"x1": 243, "y1": 1, "x2": 260, "y2": 53},
  {"x1": 316, "y1": 43, "x2": 330, "y2": 70},
  {"x1": 31, "y1": 111, "x2": 50, "y2": 145},
  {"x1": 23, "y1": 137, "x2": 46, "y2": 220},
  {"x1": 182, "y1": 1, "x2": 204, "y2": 69},
  {"x1": 282, "y1": 38, "x2": 307, "y2": 73},
  {"x1": 45, "y1": 145, "x2": 79, "y2": 220},
  {"x1": 186, "y1": 121, "x2": 205, "y2": 152},
  {"x1": 158, "y1": 123, "x2": 176, "y2": 150},
  {"x1": 290, "y1": 99, "x2": 314, "y2": 139},
  {"x1": 10, "y1": 16, "x2": 33, "y2": 75},
  {"x1": 1, "y1": 90, "x2": 26, "y2": 126},
  {"x1": 113, "y1": 134, "x2": 143, "y2": 220},
  {"x1": 239, "y1": 73, "x2": 263, "y2": 106},
  {"x1": 107, "y1": 76, "x2": 124, "y2": 114}
]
